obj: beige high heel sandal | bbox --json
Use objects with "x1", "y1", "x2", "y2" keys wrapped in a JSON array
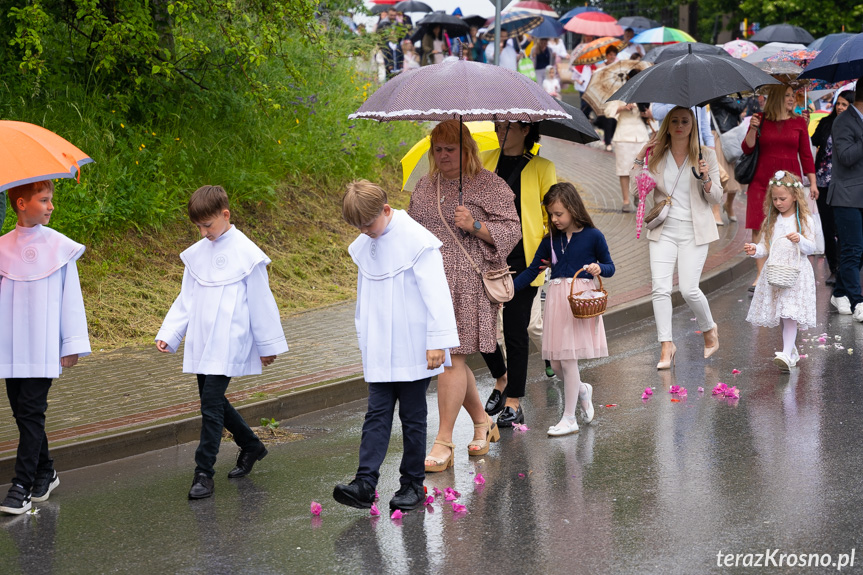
[
  {"x1": 656, "y1": 343, "x2": 677, "y2": 370},
  {"x1": 425, "y1": 440, "x2": 455, "y2": 473},
  {"x1": 467, "y1": 417, "x2": 500, "y2": 456}
]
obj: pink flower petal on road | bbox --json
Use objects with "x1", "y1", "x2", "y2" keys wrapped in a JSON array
[
  {"x1": 445, "y1": 492, "x2": 457, "y2": 501},
  {"x1": 698, "y1": 387, "x2": 704, "y2": 393},
  {"x1": 391, "y1": 509, "x2": 403, "y2": 520},
  {"x1": 424, "y1": 495, "x2": 434, "y2": 506},
  {"x1": 452, "y1": 503, "x2": 467, "y2": 513},
  {"x1": 724, "y1": 386, "x2": 740, "y2": 399},
  {"x1": 732, "y1": 369, "x2": 741, "y2": 374},
  {"x1": 669, "y1": 385, "x2": 681, "y2": 394},
  {"x1": 444, "y1": 487, "x2": 461, "y2": 498},
  {"x1": 679, "y1": 387, "x2": 688, "y2": 397},
  {"x1": 513, "y1": 423, "x2": 530, "y2": 431},
  {"x1": 643, "y1": 387, "x2": 653, "y2": 396},
  {"x1": 518, "y1": 473, "x2": 525, "y2": 478},
  {"x1": 433, "y1": 487, "x2": 442, "y2": 497},
  {"x1": 474, "y1": 473, "x2": 486, "y2": 485},
  {"x1": 310, "y1": 501, "x2": 322, "y2": 516},
  {"x1": 712, "y1": 382, "x2": 728, "y2": 395},
  {"x1": 375, "y1": 490, "x2": 379, "y2": 501},
  {"x1": 370, "y1": 503, "x2": 381, "y2": 517},
  {"x1": 641, "y1": 392, "x2": 651, "y2": 400}
]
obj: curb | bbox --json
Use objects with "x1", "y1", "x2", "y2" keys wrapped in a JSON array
[{"x1": 0, "y1": 254, "x2": 754, "y2": 478}]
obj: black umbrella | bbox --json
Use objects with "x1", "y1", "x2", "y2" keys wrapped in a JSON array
[
  {"x1": 617, "y1": 16, "x2": 660, "y2": 32},
  {"x1": 414, "y1": 12, "x2": 470, "y2": 35},
  {"x1": 462, "y1": 15, "x2": 487, "y2": 29},
  {"x1": 608, "y1": 46, "x2": 781, "y2": 178},
  {"x1": 394, "y1": 0, "x2": 432, "y2": 13},
  {"x1": 642, "y1": 42, "x2": 732, "y2": 64},
  {"x1": 540, "y1": 99, "x2": 600, "y2": 144},
  {"x1": 370, "y1": 4, "x2": 389, "y2": 14},
  {"x1": 749, "y1": 24, "x2": 814, "y2": 45}
]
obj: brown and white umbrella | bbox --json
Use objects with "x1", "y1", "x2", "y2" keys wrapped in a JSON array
[
  {"x1": 350, "y1": 57, "x2": 570, "y2": 202},
  {"x1": 582, "y1": 60, "x2": 651, "y2": 114}
]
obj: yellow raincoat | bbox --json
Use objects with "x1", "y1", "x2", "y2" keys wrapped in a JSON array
[{"x1": 481, "y1": 149, "x2": 557, "y2": 288}]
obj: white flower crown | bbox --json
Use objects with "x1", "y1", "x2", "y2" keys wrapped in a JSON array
[{"x1": 768, "y1": 170, "x2": 803, "y2": 188}]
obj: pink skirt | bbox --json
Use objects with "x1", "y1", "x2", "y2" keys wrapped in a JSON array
[{"x1": 542, "y1": 278, "x2": 608, "y2": 361}]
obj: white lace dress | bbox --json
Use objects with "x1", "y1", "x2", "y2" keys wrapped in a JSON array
[{"x1": 746, "y1": 214, "x2": 817, "y2": 329}]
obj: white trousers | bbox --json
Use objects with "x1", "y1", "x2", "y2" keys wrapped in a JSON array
[{"x1": 649, "y1": 217, "x2": 716, "y2": 342}]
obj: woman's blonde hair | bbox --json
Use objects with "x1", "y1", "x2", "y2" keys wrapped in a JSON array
[
  {"x1": 759, "y1": 171, "x2": 811, "y2": 254},
  {"x1": 427, "y1": 119, "x2": 483, "y2": 179},
  {"x1": 647, "y1": 106, "x2": 700, "y2": 173},
  {"x1": 762, "y1": 83, "x2": 797, "y2": 122}
]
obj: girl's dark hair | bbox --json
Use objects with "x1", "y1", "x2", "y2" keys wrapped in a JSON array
[{"x1": 543, "y1": 182, "x2": 594, "y2": 233}]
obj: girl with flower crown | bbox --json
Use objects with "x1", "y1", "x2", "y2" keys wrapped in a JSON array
[{"x1": 743, "y1": 171, "x2": 817, "y2": 371}]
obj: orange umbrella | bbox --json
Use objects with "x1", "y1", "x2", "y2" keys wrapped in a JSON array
[
  {"x1": 0, "y1": 121, "x2": 93, "y2": 193},
  {"x1": 570, "y1": 37, "x2": 622, "y2": 66}
]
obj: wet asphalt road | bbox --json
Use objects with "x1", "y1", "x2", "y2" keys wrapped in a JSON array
[{"x1": 2, "y1": 262, "x2": 863, "y2": 575}]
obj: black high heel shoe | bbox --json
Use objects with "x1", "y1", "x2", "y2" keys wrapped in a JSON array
[{"x1": 485, "y1": 389, "x2": 507, "y2": 415}]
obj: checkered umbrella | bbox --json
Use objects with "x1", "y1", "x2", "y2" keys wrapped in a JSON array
[{"x1": 350, "y1": 57, "x2": 570, "y2": 202}]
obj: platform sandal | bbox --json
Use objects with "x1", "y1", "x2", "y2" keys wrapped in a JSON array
[
  {"x1": 467, "y1": 417, "x2": 500, "y2": 457},
  {"x1": 425, "y1": 440, "x2": 455, "y2": 473}
]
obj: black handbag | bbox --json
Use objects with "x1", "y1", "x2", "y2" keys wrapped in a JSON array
[{"x1": 734, "y1": 122, "x2": 760, "y2": 184}]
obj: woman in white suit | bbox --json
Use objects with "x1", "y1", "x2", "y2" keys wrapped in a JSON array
[{"x1": 630, "y1": 106, "x2": 723, "y2": 369}]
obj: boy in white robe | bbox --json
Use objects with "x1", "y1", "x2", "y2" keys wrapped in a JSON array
[
  {"x1": 333, "y1": 180, "x2": 459, "y2": 512},
  {"x1": 0, "y1": 180, "x2": 91, "y2": 515},
  {"x1": 156, "y1": 185, "x2": 288, "y2": 500}
]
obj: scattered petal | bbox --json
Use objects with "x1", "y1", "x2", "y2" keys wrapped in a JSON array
[
  {"x1": 518, "y1": 473, "x2": 526, "y2": 478},
  {"x1": 604, "y1": 404, "x2": 618, "y2": 407},
  {"x1": 670, "y1": 398, "x2": 681, "y2": 402},
  {"x1": 695, "y1": 330, "x2": 702, "y2": 334},
  {"x1": 424, "y1": 495, "x2": 434, "y2": 506},
  {"x1": 370, "y1": 503, "x2": 381, "y2": 516},
  {"x1": 835, "y1": 335, "x2": 842, "y2": 341},
  {"x1": 849, "y1": 349, "x2": 854, "y2": 355},
  {"x1": 641, "y1": 391, "x2": 651, "y2": 400},
  {"x1": 698, "y1": 387, "x2": 704, "y2": 393},
  {"x1": 391, "y1": 509, "x2": 403, "y2": 520},
  {"x1": 375, "y1": 490, "x2": 380, "y2": 501},
  {"x1": 310, "y1": 501, "x2": 322, "y2": 516},
  {"x1": 669, "y1": 385, "x2": 681, "y2": 394},
  {"x1": 724, "y1": 386, "x2": 740, "y2": 400},
  {"x1": 433, "y1": 487, "x2": 442, "y2": 497},
  {"x1": 513, "y1": 423, "x2": 530, "y2": 431},
  {"x1": 679, "y1": 387, "x2": 688, "y2": 397},
  {"x1": 712, "y1": 382, "x2": 728, "y2": 396},
  {"x1": 445, "y1": 492, "x2": 457, "y2": 501},
  {"x1": 452, "y1": 502, "x2": 467, "y2": 513},
  {"x1": 732, "y1": 369, "x2": 741, "y2": 374},
  {"x1": 474, "y1": 472, "x2": 486, "y2": 485},
  {"x1": 643, "y1": 387, "x2": 653, "y2": 396},
  {"x1": 818, "y1": 337, "x2": 827, "y2": 343}
]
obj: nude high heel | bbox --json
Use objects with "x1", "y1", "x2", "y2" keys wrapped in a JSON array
[
  {"x1": 656, "y1": 343, "x2": 676, "y2": 370},
  {"x1": 425, "y1": 440, "x2": 455, "y2": 473},
  {"x1": 703, "y1": 326, "x2": 719, "y2": 359}
]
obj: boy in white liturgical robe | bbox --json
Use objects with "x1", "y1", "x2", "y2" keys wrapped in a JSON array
[
  {"x1": 156, "y1": 185, "x2": 288, "y2": 500},
  {"x1": 0, "y1": 181, "x2": 91, "y2": 515},
  {"x1": 332, "y1": 180, "x2": 459, "y2": 512}
]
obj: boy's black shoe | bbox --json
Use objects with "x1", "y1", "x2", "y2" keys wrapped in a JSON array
[
  {"x1": 333, "y1": 479, "x2": 375, "y2": 509},
  {"x1": 228, "y1": 443, "x2": 268, "y2": 478},
  {"x1": 188, "y1": 473, "x2": 215, "y2": 499},
  {"x1": 31, "y1": 470, "x2": 60, "y2": 502},
  {"x1": 389, "y1": 481, "x2": 425, "y2": 511},
  {"x1": 0, "y1": 484, "x2": 31, "y2": 515}
]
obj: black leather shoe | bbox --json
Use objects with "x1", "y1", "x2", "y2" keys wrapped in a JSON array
[
  {"x1": 228, "y1": 442, "x2": 268, "y2": 478},
  {"x1": 389, "y1": 481, "x2": 425, "y2": 511},
  {"x1": 333, "y1": 478, "x2": 375, "y2": 509},
  {"x1": 496, "y1": 405, "x2": 524, "y2": 428},
  {"x1": 188, "y1": 473, "x2": 215, "y2": 499},
  {"x1": 484, "y1": 389, "x2": 507, "y2": 415}
]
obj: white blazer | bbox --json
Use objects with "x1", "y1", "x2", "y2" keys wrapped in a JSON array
[{"x1": 629, "y1": 147, "x2": 723, "y2": 245}]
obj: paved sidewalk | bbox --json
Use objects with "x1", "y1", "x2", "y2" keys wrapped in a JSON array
[{"x1": 0, "y1": 139, "x2": 749, "y2": 467}]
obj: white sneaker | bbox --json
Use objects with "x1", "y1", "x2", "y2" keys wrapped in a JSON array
[
  {"x1": 773, "y1": 352, "x2": 791, "y2": 372},
  {"x1": 831, "y1": 295, "x2": 852, "y2": 315},
  {"x1": 548, "y1": 416, "x2": 579, "y2": 436},
  {"x1": 854, "y1": 306, "x2": 863, "y2": 323}
]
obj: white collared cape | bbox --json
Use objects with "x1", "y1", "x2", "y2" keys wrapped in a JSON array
[
  {"x1": 349, "y1": 210, "x2": 459, "y2": 382},
  {"x1": 0, "y1": 225, "x2": 91, "y2": 378},
  {"x1": 156, "y1": 226, "x2": 288, "y2": 376}
]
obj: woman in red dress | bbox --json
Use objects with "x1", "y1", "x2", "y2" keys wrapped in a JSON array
[{"x1": 742, "y1": 83, "x2": 817, "y2": 289}]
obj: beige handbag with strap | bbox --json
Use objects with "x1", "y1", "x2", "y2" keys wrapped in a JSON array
[{"x1": 436, "y1": 175, "x2": 514, "y2": 304}]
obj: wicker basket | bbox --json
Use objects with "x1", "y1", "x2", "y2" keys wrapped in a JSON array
[
  {"x1": 765, "y1": 241, "x2": 800, "y2": 289},
  {"x1": 568, "y1": 269, "x2": 608, "y2": 319}
]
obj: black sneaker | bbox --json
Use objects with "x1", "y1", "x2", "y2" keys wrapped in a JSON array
[
  {"x1": 389, "y1": 481, "x2": 424, "y2": 511},
  {"x1": 333, "y1": 478, "x2": 375, "y2": 509},
  {"x1": 31, "y1": 470, "x2": 60, "y2": 502},
  {"x1": 0, "y1": 484, "x2": 31, "y2": 515},
  {"x1": 227, "y1": 443, "x2": 268, "y2": 479},
  {"x1": 188, "y1": 473, "x2": 215, "y2": 499}
]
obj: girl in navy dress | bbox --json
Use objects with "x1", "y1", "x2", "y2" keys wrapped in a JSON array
[{"x1": 513, "y1": 183, "x2": 615, "y2": 436}]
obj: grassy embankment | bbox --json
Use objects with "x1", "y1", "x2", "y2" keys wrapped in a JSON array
[{"x1": 1, "y1": 38, "x2": 426, "y2": 350}]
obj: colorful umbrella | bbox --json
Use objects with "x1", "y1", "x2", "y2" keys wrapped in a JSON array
[
  {"x1": 484, "y1": 11, "x2": 544, "y2": 39},
  {"x1": 630, "y1": 26, "x2": 696, "y2": 44},
  {"x1": 564, "y1": 12, "x2": 623, "y2": 37},
  {"x1": 749, "y1": 24, "x2": 815, "y2": 45},
  {"x1": 558, "y1": 7, "x2": 603, "y2": 26},
  {"x1": 0, "y1": 121, "x2": 93, "y2": 193},
  {"x1": 582, "y1": 60, "x2": 651, "y2": 114},
  {"x1": 767, "y1": 49, "x2": 819, "y2": 66},
  {"x1": 503, "y1": 1, "x2": 559, "y2": 18},
  {"x1": 743, "y1": 42, "x2": 808, "y2": 63},
  {"x1": 570, "y1": 37, "x2": 622, "y2": 66},
  {"x1": 722, "y1": 39, "x2": 758, "y2": 59}
]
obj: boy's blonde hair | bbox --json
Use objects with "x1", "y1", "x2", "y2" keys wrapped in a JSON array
[
  {"x1": 188, "y1": 185, "x2": 229, "y2": 222},
  {"x1": 760, "y1": 170, "x2": 811, "y2": 254},
  {"x1": 342, "y1": 180, "x2": 387, "y2": 228},
  {"x1": 7, "y1": 180, "x2": 54, "y2": 214}
]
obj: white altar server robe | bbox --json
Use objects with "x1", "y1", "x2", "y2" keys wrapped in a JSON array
[
  {"x1": 0, "y1": 225, "x2": 91, "y2": 378},
  {"x1": 350, "y1": 210, "x2": 459, "y2": 383},
  {"x1": 156, "y1": 226, "x2": 288, "y2": 377}
]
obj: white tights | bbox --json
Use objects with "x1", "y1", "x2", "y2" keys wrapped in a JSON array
[
  {"x1": 782, "y1": 318, "x2": 798, "y2": 357},
  {"x1": 550, "y1": 359, "x2": 583, "y2": 418}
]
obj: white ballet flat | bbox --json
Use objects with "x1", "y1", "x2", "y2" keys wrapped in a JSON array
[
  {"x1": 579, "y1": 383, "x2": 594, "y2": 424},
  {"x1": 548, "y1": 416, "x2": 579, "y2": 436}
]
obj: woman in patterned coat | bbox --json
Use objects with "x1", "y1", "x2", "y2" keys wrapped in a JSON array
[{"x1": 408, "y1": 119, "x2": 521, "y2": 472}]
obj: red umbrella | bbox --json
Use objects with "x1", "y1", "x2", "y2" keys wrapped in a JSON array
[
  {"x1": 564, "y1": 12, "x2": 623, "y2": 37},
  {"x1": 503, "y1": 1, "x2": 559, "y2": 18},
  {"x1": 372, "y1": 0, "x2": 399, "y2": 4}
]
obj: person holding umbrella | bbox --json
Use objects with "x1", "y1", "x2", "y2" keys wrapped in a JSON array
[
  {"x1": 485, "y1": 28, "x2": 523, "y2": 71},
  {"x1": 630, "y1": 107, "x2": 723, "y2": 368},
  {"x1": 742, "y1": 83, "x2": 817, "y2": 291},
  {"x1": 605, "y1": 67, "x2": 652, "y2": 212},
  {"x1": 408, "y1": 120, "x2": 521, "y2": 471}
]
